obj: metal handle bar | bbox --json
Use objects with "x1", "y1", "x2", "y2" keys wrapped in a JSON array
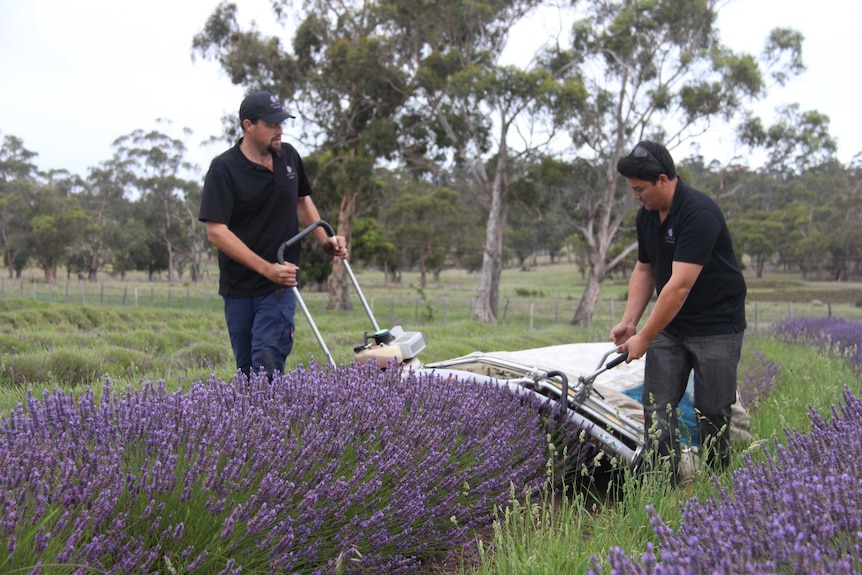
[
  {"x1": 277, "y1": 220, "x2": 334, "y2": 263},
  {"x1": 277, "y1": 220, "x2": 379, "y2": 332},
  {"x1": 574, "y1": 350, "x2": 629, "y2": 404},
  {"x1": 545, "y1": 370, "x2": 569, "y2": 415},
  {"x1": 276, "y1": 221, "x2": 382, "y2": 366}
]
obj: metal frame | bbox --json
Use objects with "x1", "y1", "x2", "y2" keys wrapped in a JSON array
[
  {"x1": 277, "y1": 220, "x2": 380, "y2": 367},
  {"x1": 423, "y1": 352, "x2": 646, "y2": 468}
]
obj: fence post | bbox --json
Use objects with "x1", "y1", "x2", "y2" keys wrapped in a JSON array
[
  {"x1": 530, "y1": 302, "x2": 535, "y2": 330},
  {"x1": 123, "y1": 286, "x2": 128, "y2": 306}
]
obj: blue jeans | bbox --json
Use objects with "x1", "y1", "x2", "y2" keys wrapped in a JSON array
[
  {"x1": 223, "y1": 288, "x2": 297, "y2": 377},
  {"x1": 642, "y1": 330, "x2": 744, "y2": 483}
]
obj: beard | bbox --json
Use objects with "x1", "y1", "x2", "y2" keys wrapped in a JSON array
[{"x1": 267, "y1": 139, "x2": 282, "y2": 154}]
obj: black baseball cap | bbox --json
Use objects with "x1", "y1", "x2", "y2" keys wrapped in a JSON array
[{"x1": 239, "y1": 90, "x2": 295, "y2": 124}]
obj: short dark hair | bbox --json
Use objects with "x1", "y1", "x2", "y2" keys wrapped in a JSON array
[{"x1": 616, "y1": 140, "x2": 676, "y2": 182}]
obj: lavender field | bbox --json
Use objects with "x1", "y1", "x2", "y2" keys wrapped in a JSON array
[{"x1": 1, "y1": 302, "x2": 862, "y2": 573}]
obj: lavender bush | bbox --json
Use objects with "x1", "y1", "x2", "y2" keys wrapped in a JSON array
[
  {"x1": 0, "y1": 361, "x2": 591, "y2": 574},
  {"x1": 768, "y1": 316, "x2": 862, "y2": 367},
  {"x1": 588, "y1": 317, "x2": 862, "y2": 574},
  {"x1": 738, "y1": 347, "x2": 780, "y2": 409},
  {"x1": 591, "y1": 385, "x2": 862, "y2": 575}
]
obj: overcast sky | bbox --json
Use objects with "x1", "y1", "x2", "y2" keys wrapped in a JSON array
[{"x1": 1, "y1": 0, "x2": 860, "y2": 179}]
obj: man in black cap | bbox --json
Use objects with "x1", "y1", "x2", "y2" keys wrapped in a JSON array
[
  {"x1": 199, "y1": 90, "x2": 348, "y2": 378},
  {"x1": 610, "y1": 140, "x2": 746, "y2": 485}
]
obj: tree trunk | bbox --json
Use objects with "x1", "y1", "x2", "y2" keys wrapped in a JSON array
[
  {"x1": 87, "y1": 237, "x2": 102, "y2": 282},
  {"x1": 569, "y1": 155, "x2": 635, "y2": 326},
  {"x1": 474, "y1": 191, "x2": 504, "y2": 323},
  {"x1": 419, "y1": 256, "x2": 427, "y2": 290},
  {"x1": 473, "y1": 141, "x2": 509, "y2": 323},
  {"x1": 328, "y1": 189, "x2": 357, "y2": 310},
  {"x1": 570, "y1": 266, "x2": 603, "y2": 327},
  {"x1": 185, "y1": 204, "x2": 204, "y2": 283}
]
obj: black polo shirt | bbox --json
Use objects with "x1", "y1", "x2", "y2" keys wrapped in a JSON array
[
  {"x1": 636, "y1": 178, "x2": 746, "y2": 335},
  {"x1": 199, "y1": 139, "x2": 312, "y2": 298}
]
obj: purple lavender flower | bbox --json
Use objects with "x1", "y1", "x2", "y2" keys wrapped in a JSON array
[
  {"x1": 592, "y1": 386, "x2": 862, "y2": 574},
  {"x1": 769, "y1": 317, "x2": 862, "y2": 368},
  {"x1": 1, "y1": 361, "x2": 592, "y2": 573},
  {"x1": 739, "y1": 347, "x2": 780, "y2": 408}
]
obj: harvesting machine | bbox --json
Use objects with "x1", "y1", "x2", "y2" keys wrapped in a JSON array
[{"x1": 279, "y1": 221, "x2": 654, "y2": 471}]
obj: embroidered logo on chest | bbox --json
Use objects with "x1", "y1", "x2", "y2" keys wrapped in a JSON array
[
  {"x1": 286, "y1": 165, "x2": 296, "y2": 180},
  {"x1": 665, "y1": 228, "x2": 676, "y2": 245}
]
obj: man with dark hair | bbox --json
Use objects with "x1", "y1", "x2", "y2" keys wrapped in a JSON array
[
  {"x1": 611, "y1": 140, "x2": 746, "y2": 485},
  {"x1": 199, "y1": 90, "x2": 348, "y2": 378}
]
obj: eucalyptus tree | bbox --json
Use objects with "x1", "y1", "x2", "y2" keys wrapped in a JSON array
[
  {"x1": 193, "y1": 1, "x2": 408, "y2": 309},
  {"x1": 546, "y1": 0, "x2": 806, "y2": 325},
  {"x1": 0, "y1": 134, "x2": 40, "y2": 277},
  {"x1": 31, "y1": 207, "x2": 90, "y2": 282},
  {"x1": 384, "y1": 185, "x2": 465, "y2": 289},
  {"x1": 350, "y1": 217, "x2": 400, "y2": 283},
  {"x1": 174, "y1": 177, "x2": 208, "y2": 282},
  {"x1": 376, "y1": 0, "x2": 584, "y2": 322},
  {"x1": 738, "y1": 103, "x2": 836, "y2": 181},
  {"x1": 110, "y1": 126, "x2": 199, "y2": 282},
  {"x1": 29, "y1": 188, "x2": 91, "y2": 283},
  {"x1": 0, "y1": 137, "x2": 91, "y2": 282},
  {"x1": 839, "y1": 161, "x2": 862, "y2": 279},
  {"x1": 507, "y1": 155, "x2": 586, "y2": 269},
  {"x1": 73, "y1": 161, "x2": 131, "y2": 281},
  {"x1": 792, "y1": 162, "x2": 862, "y2": 281},
  {"x1": 731, "y1": 214, "x2": 783, "y2": 278}
]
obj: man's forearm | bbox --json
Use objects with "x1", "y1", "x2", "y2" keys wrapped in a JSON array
[
  {"x1": 637, "y1": 262, "x2": 702, "y2": 341},
  {"x1": 620, "y1": 264, "x2": 654, "y2": 328}
]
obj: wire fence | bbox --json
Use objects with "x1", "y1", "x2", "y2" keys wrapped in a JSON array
[{"x1": 3, "y1": 277, "x2": 861, "y2": 332}]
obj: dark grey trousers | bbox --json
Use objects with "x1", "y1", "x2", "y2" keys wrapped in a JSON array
[{"x1": 642, "y1": 330, "x2": 744, "y2": 484}]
